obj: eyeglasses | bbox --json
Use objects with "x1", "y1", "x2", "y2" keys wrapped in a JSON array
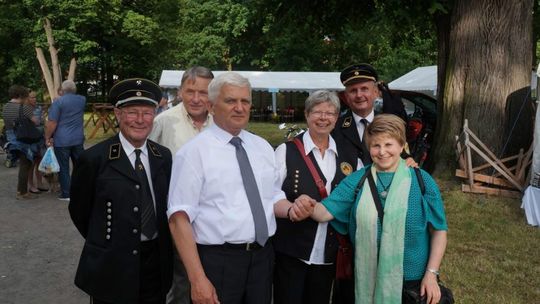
[
  {"x1": 310, "y1": 111, "x2": 337, "y2": 118},
  {"x1": 122, "y1": 110, "x2": 155, "y2": 120}
]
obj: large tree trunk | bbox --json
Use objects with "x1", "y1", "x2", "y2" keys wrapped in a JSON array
[{"x1": 433, "y1": 0, "x2": 533, "y2": 173}]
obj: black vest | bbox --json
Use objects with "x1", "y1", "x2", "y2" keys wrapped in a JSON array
[{"x1": 273, "y1": 133, "x2": 356, "y2": 263}]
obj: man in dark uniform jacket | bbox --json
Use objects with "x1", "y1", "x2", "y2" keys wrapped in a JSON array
[
  {"x1": 332, "y1": 63, "x2": 410, "y2": 168},
  {"x1": 69, "y1": 78, "x2": 173, "y2": 304}
]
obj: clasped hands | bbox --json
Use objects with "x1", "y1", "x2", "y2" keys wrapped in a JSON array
[{"x1": 288, "y1": 194, "x2": 318, "y2": 222}]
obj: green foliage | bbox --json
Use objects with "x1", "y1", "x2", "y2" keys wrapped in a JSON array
[{"x1": 170, "y1": 0, "x2": 250, "y2": 69}]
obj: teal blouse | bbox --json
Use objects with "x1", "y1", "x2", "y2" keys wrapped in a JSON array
[{"x1": 322, "y1": 166, "x2": 448, "y2": 280}]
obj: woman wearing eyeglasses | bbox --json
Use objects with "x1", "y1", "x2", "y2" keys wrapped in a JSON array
[{"x1": 272, "y1": 90, "x2": 358, "y2": 304}]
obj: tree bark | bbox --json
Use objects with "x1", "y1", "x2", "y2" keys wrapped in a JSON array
[
  {"x1": 36, "y1": 47, "x2": 56, "y2": 102},
  {"x1": 433, "y1": 0, "x2": 533, "y2": 172},
  {"x1": 67, "y1": 58, "x2": 77, "y2": 81},
  {"x1": 43, "y1": 18, "x2": 62, "y2": 92}
]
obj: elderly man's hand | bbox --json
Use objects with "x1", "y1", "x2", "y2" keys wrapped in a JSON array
[
  {"x1": 405, "y1": 157, "x2": 418, "y2": 168},
  {"x1": 289, "y1": 194, "x2": 316, "y2": 221},
  {"x1": 191, "y1": 275, "x2": 220, "y2": 304}
]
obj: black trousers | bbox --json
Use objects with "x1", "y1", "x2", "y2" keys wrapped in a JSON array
[
  {"x1": 16, "y1": 151, "x2": 31, "y2": 194},
  {"x1": 197, "y1": 241, "x2": 274, "y2": 304},
  {"x1": 273, "y1": 252, "x2": 335, "y2": 304},
  {"x1": 91, "y1": 239, "x2": 165, "y2": 304},
  {"x1": 332, "y1": 278, "x2": 355, "y2": 304}
]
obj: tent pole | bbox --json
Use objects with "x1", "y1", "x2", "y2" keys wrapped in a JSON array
[{"x1": 272, "y1": 92, "x2": 277, "y2": 114}]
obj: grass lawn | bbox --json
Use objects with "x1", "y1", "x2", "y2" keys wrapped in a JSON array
[{"x1": 4, "y1": 114, "x2": 540, "y2": 303}]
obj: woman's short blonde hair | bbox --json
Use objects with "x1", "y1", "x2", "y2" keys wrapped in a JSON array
[{"x1": 365, "y1": 114, "x2": 407, "y2": 146}]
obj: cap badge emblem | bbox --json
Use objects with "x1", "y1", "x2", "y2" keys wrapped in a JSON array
[
  {"x1": 136, "y1": 80, "x2": 142, "y2": 85},
  {"x1": 136, "y1": 91, "x2": 142, "y2": 96}
]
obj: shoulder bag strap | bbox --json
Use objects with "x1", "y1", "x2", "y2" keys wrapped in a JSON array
[
  {"x1": 292, "y1": 137, "x2": 328, "y2": 199},
  {"x1": 414, "y1": 167, "x2": 425, "y2": 195},
  {"x1": 366, "y1": 171, "x2": 384, "y2": 225}
]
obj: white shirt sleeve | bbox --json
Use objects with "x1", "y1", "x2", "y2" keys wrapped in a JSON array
[
  {"x1": 166, "y1": 151, "x2": 204, "y2": 222},
  {"x1": 274, "y1": 143, "x2": 287, "y2": 189}
]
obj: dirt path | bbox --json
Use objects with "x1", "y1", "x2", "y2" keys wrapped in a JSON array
[{"x1": 0, "y1": 160, "x2": 87, "y2": 303}]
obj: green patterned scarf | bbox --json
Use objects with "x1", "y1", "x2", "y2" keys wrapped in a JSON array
[{"x1": 355, "y1": 159, "x2": 411, "y2": 303}]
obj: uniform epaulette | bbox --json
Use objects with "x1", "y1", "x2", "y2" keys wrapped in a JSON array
[
  {"x1": 342, "y1": 116, "x2": 352, "y2": 128},
  {"x1": 109, "y1": 143, "x2": 121, "y2": 160},
  {"x1": 148, "y1": 142, "x2": 162, "y2": 157}
]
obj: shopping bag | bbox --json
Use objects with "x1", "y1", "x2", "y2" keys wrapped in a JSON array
[{"x1": 38, "y1": 147, "x2": 60, "y2": 174}]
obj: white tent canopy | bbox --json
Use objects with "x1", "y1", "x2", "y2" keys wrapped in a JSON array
[
  {"x1": 388, "y1": 65, "x2": 437, "y2": 96},
  {"x1": 159, "y1": 70, "x2": 345, "y2": 114},
  {"x1": 159, "y1": 70, "x2": 345, "y2": 92}
]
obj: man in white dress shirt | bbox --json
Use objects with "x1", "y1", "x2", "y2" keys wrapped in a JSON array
[
  {"x1": 167, "y1": 72, "x2": 312, "y2": 304},
  {"x1": 149, "y1": 66, "x2": 214, "y2": 304}
]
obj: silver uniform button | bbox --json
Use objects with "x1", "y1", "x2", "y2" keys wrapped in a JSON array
[
  {"x1": 133, "y1": 207, "x2": 139, "y2": 212},
  {"x1": 107, "y1": 228, "x2": 111, "y2": 233},
  {"x1": 106, "y1": 235, "x2": 110, "y2": 240},
  {"x1": 135, "y1": 185, "x2": 140, "y2": 190},
  {"x1": 107, "y1": 215, "x2": 112, "y2": 220},
  {"x1": 133, "y1": 229, "x2": 138, "y2": 234},
  {"x1": 107, "y1": 208, "x2": 112, "y2": 214},
  {"x1": 107, "y1": 201, "x2": 112, "y2": 207},
  {"x1": 107, "y1": 221, "x2": 111, "y2": 226},
  {"x1": 132, "y1": 250, "x2": 138, "y2": 255}
]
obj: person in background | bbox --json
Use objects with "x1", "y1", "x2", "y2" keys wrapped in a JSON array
[
  {"x1": 156, "y1": 94, "x2": 169, "y2": 115},
  {"x1": 45, "y1": 80, "x2": 86, "y2": 201},
  {"x1": 2, "y1": 85, "x2": 39, "y2": 199},
  {"x1": 149, "y1": 66, "x2": 214, "y2": 155},
  {"x1": 26, "y1": 90, "x2": 48, "y2": 193},
  {"x1": 272, "y1": 90, "x2": 357, "y2": 304},
  {"x1": 69, "y1": 78, "x2": 173, "y2": 304},
  {"x1": 149, "y1": 66, "x2": 214, "y2": 304},
  {"x1": 333, "y1": 63, "x2": 412, "y2": 169},
  {"x1": 309, "y1": 114, "x2": 448, "y2": 304}
]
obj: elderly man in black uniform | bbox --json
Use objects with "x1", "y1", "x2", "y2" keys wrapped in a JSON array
[
  {"x1": 333, "y1": 63, "x2": 411, "y2": 168},
  {"x1": 69, "y1": 78, "x2": 173, "y2": 304}
]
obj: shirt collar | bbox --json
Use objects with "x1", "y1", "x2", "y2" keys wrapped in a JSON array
[
  {"x1": 119, "y1": 132, "x2": 148, "y2": 157},
  {"x1": 352, "y1": 110, "x2": 375, "y2": 126},
  {"x1": 210, "y1": 123, "x2": 249, "y2": 145},
  {"x1": 304, "y1": 130, "x2": 338, "y2": 156}
]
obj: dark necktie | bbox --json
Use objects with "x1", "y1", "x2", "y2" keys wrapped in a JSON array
[
  {"x1": 360, "y1": 118, "x2": 371, "y2": 165},
  {"x1": 360, "y1": 118, "x2": 369, "y2": 142},
  {"x1": 134, "y1": 149, "x2": 157, "y2": 239},
  {"x1": 230, "y1": 137, "x2": 269, "y2": 246}
]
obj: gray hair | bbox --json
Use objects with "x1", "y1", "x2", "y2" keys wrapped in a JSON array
[
  {"x1": 208, "y1": 72, "x2": 252, "y2": 104},
  {"x1": 61, "y1": 80, "x2": 77, "y2": 94},
  {"x1": 180, "y1": 66, "x2": 214, "y2": 88},
  {"x1": 305, "y1": 90, "x2": 340, "y2": 114}
]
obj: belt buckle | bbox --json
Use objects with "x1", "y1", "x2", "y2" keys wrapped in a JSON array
[{"x1": 245, "y1": 243, "x2": 253, "y2": 251}]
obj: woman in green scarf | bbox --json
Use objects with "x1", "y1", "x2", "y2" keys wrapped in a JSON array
[{"x1": 308, "y1": 114, "x2": 448, "y2": 304}]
